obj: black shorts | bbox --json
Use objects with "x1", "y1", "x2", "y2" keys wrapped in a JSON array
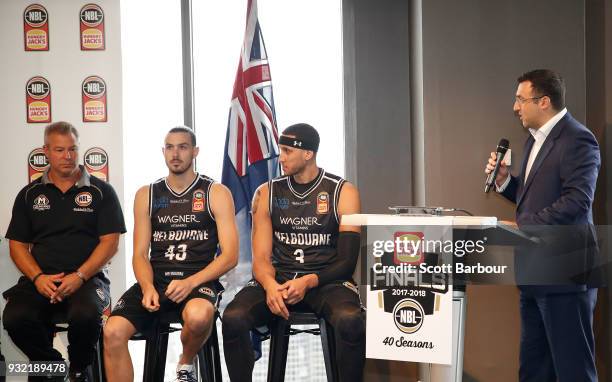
[{"x1": 110, "y1": 280, "x2": 223, "y2": 335}]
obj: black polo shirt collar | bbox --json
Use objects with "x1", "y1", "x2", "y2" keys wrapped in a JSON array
[{"x1": 41, "y1": 165, "x2": 91, "y2": 189}]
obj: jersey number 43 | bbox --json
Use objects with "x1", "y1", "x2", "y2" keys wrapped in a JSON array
[{"x1": 165, "y1": 244, "x2": 187, "y2": 261}]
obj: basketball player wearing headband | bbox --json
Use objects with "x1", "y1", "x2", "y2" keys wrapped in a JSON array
[
  {"x1": 103, "y1": 126, "x2": 238, "y2": 382},
  {"x1": 222, "y1": 123, "x2": 365, "y2": 381}
]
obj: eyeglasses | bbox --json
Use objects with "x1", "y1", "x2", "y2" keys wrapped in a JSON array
[{"x1": 514, "y1": 95, "x2": 547, "y2": 105}]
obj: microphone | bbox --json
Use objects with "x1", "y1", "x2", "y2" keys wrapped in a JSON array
[{"x1": 484, "y1": 138, "x2": 510, "y2": 193}]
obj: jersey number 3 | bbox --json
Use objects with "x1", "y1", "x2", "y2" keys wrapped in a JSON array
[
  {"x1": 165, "y1": 244, "x2": 187, "y2": 261},
  {"x1": 294, "y1": 249, "x2": 304, "y2": 264}
]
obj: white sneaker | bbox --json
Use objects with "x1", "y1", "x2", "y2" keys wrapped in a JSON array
[{"x1": 174, "y1": 363, "x2": 197, "y2": 382}]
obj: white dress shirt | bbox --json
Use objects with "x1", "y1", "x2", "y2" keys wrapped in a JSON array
[{"x1": 497, "y1": 108, "x2": 567, "y2": 192}]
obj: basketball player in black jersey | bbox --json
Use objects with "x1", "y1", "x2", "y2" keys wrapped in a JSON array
[
  {"x1": 222, "y1": 123, "x2": 365, "y2": 381},
  {"x1": 103, "y1": 127, "x2": 238, "y2": 382}
]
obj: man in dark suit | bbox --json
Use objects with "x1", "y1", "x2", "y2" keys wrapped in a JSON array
[{"x1": 485, "y1": 69, "x2": 601, "y2": 382}]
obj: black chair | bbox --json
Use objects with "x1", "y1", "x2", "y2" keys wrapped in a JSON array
[
  {"x1": 133, "y1": 310, "x2": 222, "y2": 382},
  {"x1": 266, "y1": 309, "x2": 339, "y2": 382},
  {"x1": 0, "y1": 340, "x2": 6, "y2": 382},
  {"x1": 51, "y1": 311, "x2": 106, "y2": 382}
]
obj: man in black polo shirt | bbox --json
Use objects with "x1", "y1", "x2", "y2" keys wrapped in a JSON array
[{"x1": 2, "y1": 121, "x2": 126, "y2": 382}]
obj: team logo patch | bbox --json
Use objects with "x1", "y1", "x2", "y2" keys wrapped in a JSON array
[
  {"x1": 33, "y1": 194, "x2": 50, "y2": 211},
  {"x1": 80, "y1": 4, "x2": 105, "y2": 50},
  {"x1": 192, "y1": 189, "x2": 205, "y2": 212},
  {"x1": 96, "y1": 288, "x2": 106, "y2": 301},
  {"x1": 316, "y1": 192, "x2": 329, "y2": 214},
  {"x1": 84, "y1": 147, "x2": 109, "y2": 181},
  {"x1": 75, "y1": 192, "x2": 93, "y2": 207},
  {"x1": 82, "y1": 76, "x2": 107, "y2": 122},
  {"x1": 24, "y1": 4, "x2": 49, "y2": 51},
  {"x1": 393, "y1": 299, "x2": 425, "y2": 334},
  {"x1": 26, "y1": 76, "x2": 51, "y2": 123},
  {"x1": 342, "y1": 281, "x2": 359, "y2": 295},
  {"x1": 28, "y1": 147, "x2": 48, "y2": 182},
  {"x1": 113, "y1": 298, "x2": 125, "y2": 311},
  {"x1": 198, "y1": 287, "x2": 215, "y2": 298}
]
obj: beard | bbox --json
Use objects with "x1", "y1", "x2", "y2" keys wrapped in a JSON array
[{"x1": 168, "y1": 160, "x2": 193, "y2": 175}]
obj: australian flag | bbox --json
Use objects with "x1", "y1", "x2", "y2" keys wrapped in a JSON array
[{"x1": 221, "y1": 0, "x2": 279, "y2": 360}]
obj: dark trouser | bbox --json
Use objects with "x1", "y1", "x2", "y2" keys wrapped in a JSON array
[
  {"x1": 518, "y1": 288, "x2": 598, "y2": 382},
  {"x1": 2, "y1": 276, "x2": 110, "y2": 374},
  {"x1": 222, "y1": 277, "x2": 365, "y2": 382}
]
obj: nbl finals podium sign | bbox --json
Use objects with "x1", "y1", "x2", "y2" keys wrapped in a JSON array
[{"x1": 343, "y1": 214, "x2": 497, "y2": 372}]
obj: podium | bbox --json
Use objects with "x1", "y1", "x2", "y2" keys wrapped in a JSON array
[{"x1": 342, "y1": 213, "x2": 536, "y2": 382}]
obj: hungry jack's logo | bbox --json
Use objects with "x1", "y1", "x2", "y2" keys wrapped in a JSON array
[
  {"x1": 394, "y1": 232, "x2": 425, "y2": 265},
  {"x1": 82, "y1": 76, "x2": 107, "y2": 122},
  {"x1": 24, "y1": 4, "x2": 49, "y2": 51},
  {"x1": 192, "y1": 190, "x2": 205, "y2": 212},
  {"x1": 26, "y1": 76, "x2": 51, "y2": 123},
  {"x1": 316, "y1": 191, "x2": 329, "y2": 214},
  {"x1": 80, "y1": 4, "x2": 105, "y2": 50}
]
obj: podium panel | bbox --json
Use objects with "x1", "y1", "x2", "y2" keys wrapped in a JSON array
[{"x1": 343, "y1": 214, "x2": 501, "y2": 382}]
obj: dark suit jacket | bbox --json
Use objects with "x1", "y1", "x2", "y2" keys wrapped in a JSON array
[{"x1": 500, "y1": 112, "x2": 601, "y2": 294}]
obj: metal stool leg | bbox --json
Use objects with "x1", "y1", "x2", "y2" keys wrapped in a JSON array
[
  {"x1": 197, "y1": 340, "x2": 213, "y2": 382},
  {"x1": 319, "y1": 318, "x2": 339, "y2": 382},
  {"x1": 90, "y1": 335, "x2": 104, "y2": 382},
  {"x1": 267, "y1": 318, "x2": 290, "y2": 382},
  {"x1": 154, "y1": 325, "x2": 170, "y2": 382},
  {"x1": 196, "y1": 320, "x2": 222, "y2": 382},
  {"x1": 143, "y1": 322, "x2": 170, "y2": 382},
  {"x1": 209, "y1": 323, "x2": 222, "y2": 382}
]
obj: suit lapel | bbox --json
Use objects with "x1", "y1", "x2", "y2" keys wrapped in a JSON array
[
  {"x1": 516, "y1": 113, "x2": 569, "y2": 208},
  {"x1": 516, "y1": 137, "x2": 533, "y2": 207}
]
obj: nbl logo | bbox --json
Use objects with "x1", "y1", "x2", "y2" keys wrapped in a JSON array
[
  {"x1": 80, "y1": 4, "x2": 105, "y2": 51},
  {"x1": 84, "y1": 147, "x2": 109, "y2": 181},
  {"x1": 75, "y1": 192, "x2": 93, "y2": 207},
  {"x1": 27, "y1": 77, "x2": 50, "y2": 99},
  {"x1": 24, "y1": 5, "x2": 48, "y2": 27},
  {"x1": 80, "y1": 4, "x2": 104, "y2": 27},
  {"x1": 393, "y1": 299, "x2": 425, "y2": 334},
  {"x1": 82, "y1": 77, "x2": 106, "y2": 98},
  {"x1": 85, "y1": 148, "x2": 107, "y2": 170},
  {"x1": 24, "y1": 4, "x2": 49, "y2": 51}
]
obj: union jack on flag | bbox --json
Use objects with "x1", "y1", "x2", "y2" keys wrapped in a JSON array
[{"x1": 222, "y1": 0, "x2": 279, "y2": 217}]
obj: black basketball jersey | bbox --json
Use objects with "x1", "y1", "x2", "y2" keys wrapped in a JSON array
[
  {"x1": 269, "y1": 169, "x2": 345, "y2": 273},
  {"x1": 149, "y1": 174, "x2": 218, "y2": 284}
]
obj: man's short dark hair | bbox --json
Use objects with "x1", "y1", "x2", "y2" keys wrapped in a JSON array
[
  {"x1": 44, "y1": 121, "x2": 79, "y2": 145},
  {"x1": 168, "y1": 126, "x2": 196, "y2": 146},
  {"x1": 517, "y1": 69, "x2": 566, "y2": 111}
]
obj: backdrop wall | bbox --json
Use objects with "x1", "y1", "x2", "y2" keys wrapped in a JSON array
[{"x1": 0, "y1": 0, "x2": 125, "y2": 366}]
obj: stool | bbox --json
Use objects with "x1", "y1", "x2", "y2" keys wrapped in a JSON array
[
  {"x1": 134, "y1": 310, "x2": 222, "y2": 382},
  {"x1": 51, "y1": 310, "x2": 107, "y2": 382},
  {"x1": 267, "y1": 310, "x2": 339, "y2": 382}
]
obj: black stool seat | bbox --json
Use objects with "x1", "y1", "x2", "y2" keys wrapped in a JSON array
[
  {"x1": 133, "y1": 310, "x2": 222, "y2": 382},
  {"x1": 267, "y1": 309, "x2": 339, "y2": 382}
]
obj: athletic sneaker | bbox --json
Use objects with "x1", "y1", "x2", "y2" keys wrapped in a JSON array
[{"x1": 174, "y1": 369, "x2": 197, "y2": 382}]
